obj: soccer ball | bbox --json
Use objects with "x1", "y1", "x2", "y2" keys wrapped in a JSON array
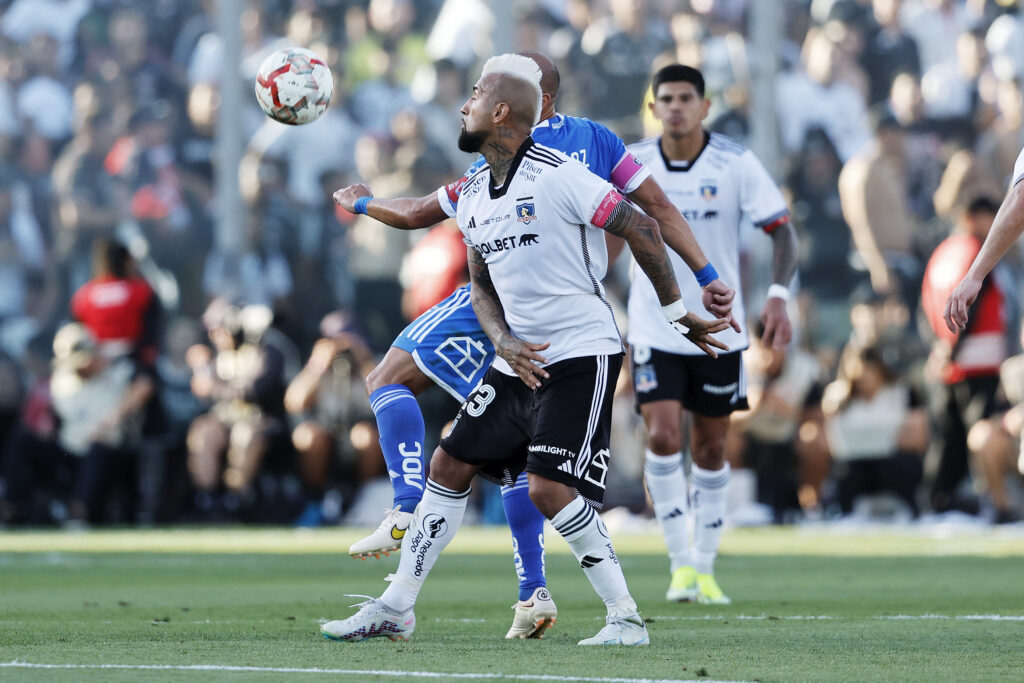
[{"x1": 254, "y1": 47, "x2": 334, "y2": 125}]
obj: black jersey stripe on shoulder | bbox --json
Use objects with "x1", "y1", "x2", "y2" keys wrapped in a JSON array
[
  {"x1": 529, "y1": 141, "x2": 568, "y2": 160},
  {"x1": 525, "y1": 146, "x2": 565, "y2": 165},
  {"x1": 524, "y1": 151, "x2": 564, "y2": 168},
  {"x1": 708, "y1": 132, "x2": 746, "y2": 156}
]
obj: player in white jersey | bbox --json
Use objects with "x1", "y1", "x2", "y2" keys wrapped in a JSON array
[
  {"x1": 627, "y1": 65, "x2": 799, "y2": 605},
  {"x1": 321, "y1": 54, "x2": 729, "y2": 646},
  {"x1": 945, "y1": 146, "x2": 1024, "y2": 332}
]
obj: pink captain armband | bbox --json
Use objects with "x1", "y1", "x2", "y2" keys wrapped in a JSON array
[
  {"x1": 591, "y1": 190, "x2": 625, "y2": 228},
  {"x1": 610, "y1": 153, "x2": 645, "y2": 192}
]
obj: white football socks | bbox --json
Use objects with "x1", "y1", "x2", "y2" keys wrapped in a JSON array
[
  {"x1": 551, "y1": 496, "x2": 635, "y2": 614},
  {"x1": 644, "y1": 450, "x2": 691, "y2": 573},
  {"x1": 379, "y1": 478, "x2": 469, "y2": 613},
  {"x1": 691, "y1": 462, "x2": 729, "y2": 575}
]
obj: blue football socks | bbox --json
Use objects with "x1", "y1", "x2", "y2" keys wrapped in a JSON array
[
  {"x1": 502, "y1": 472, "x2": 547, "y2": 600},
  {"x1": 369, "y1": 384, "x2": 425, "y2": 512}
]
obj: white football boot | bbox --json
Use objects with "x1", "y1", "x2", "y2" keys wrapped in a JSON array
[
  {"x1": 321, "y1": 597, "x2": 415, "y2": 642},
  {"x1": 578, "y1": 599, "x2": 649, "y2": 646},
  {"x1": 505, "y1": 587, "x2": 558, "y2": 639},
  {"x1": 349, "y1": 507, "x2": 413, "y2": 559}
]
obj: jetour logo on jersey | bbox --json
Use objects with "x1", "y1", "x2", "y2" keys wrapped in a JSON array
[{"x1": 516, "y1": 201, "x2": 537, "y2": 223}]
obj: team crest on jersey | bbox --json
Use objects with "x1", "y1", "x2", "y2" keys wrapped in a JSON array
[
  {"x1": 700, "y1": 182, "x2": 717, "y2": 200},
  {"x1": 516, "y1": 202, "x2": 538, "y2": 223}
]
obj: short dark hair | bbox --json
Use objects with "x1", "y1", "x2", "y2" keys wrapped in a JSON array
[
  {"x1": 651, "y1": 64, "x2": 705, "y2": 99},
  {"x1": 966, "y1": 195, "x2": 1000, "y2": 217}
]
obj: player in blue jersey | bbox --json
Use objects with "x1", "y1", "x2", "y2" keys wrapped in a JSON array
[{"x1": 333, "y1": 51, "x2": 737, "y2": 639}]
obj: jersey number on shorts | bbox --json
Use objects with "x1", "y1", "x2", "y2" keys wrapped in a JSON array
[{"x1": 466, "y1": 384, "x2": 496, "y2": 417}]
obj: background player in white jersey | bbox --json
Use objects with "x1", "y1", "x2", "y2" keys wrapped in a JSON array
[
  {"x1": 322, "y1": 54, "x2": 729, "y2": 646},
  {"x1": 331, "y1": 52, "x2": 737, "y2": 639},
  {"x1": 627, "y1": 65, "x2": 799, "y2": 605},
  {"x1": 945, "y1": 146, "x2": 1024, "y2": 332}
]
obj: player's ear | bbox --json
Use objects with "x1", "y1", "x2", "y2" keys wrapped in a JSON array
[
  {"x1": 493, "y1": 102, "x2": 510, "y2": 125},
  {"x1": 700, "y1": 97, "x2": 711, "y2": 121}
]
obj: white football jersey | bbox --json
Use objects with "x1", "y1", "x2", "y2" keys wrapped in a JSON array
[
  {"x1": 457, "y1": 139, "x2": 625, "y2": 373},
  {"x1": 626, "y1": 132, "x2": 789, "y2": 355},
  {"x1": 1012, "y1": 146, "x2": 1024, "y2": 189}
]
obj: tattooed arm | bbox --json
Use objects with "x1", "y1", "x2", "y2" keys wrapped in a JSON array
[
  {"x1": 760, "y1": 219, "x2": 799, "y2": 349},
  {"x1": 468, "y1": 247, "x2": 550, "y2": 388},
  {"x1": 600, "y1": 199, "x2": 730, "y2": 357}
]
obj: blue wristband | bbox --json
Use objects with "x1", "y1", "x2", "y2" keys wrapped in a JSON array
[
  {"x1": 694, "y1": 263, "x2": 718, "y2": 288},
  {"x1": 353, "y1": 196, "x2": 372, "y2": 214}
]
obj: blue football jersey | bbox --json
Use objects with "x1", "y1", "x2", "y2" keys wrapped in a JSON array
[{"x1": 437, "y1": 113, "x2": 649, "y2": 217}]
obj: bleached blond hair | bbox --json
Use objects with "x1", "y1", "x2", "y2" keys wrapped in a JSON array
[{"x1": 480, "y1": 54, "x2": 543, "y2": 126}]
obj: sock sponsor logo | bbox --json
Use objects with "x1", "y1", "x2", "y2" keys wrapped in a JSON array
[
  {"x1": 704, "y1": 518, "x2": 723, "y2": 529},
  {"x1": 606, "y1": 542, "x2": 619, "y2": 565},
  {"x1": 511, "y1": 537, "x2": 526, "y2": 583},
  {"x1": 422, "y1": 513, "x2": 448, "y2": 538},
  {"x1": 580, "y1": 554, "x2": 604, "y2": 569},
  {"x1": 596, "y1": 517, "x2": 610, "y2": 540},
  {"x1": 398, "y1": 442, "x2": 424, "y2": 491},
  {"x1": 663, "y1": 507, "x2": 684, "y2": 520},
  {"x1": 408, "y1": 530, "x2": 424, "y2": 554},
  {"x1": 414, "y1": 538, "x2": 433, "y2": 577}
]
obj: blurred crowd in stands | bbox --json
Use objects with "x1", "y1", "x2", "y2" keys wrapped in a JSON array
[{"x1": 0, "y1": 0, "x2": 1022, "y2": 529}]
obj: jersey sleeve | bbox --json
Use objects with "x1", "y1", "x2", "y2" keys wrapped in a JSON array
[
  {"x1": 545, "y1": 159, "x2": 620, "y2": 229},
  {"x1": 737, "y1": 150, "x2": 790, "y2": 233},
  {"x1": 595, "y1": 123, "x2": 650, "y2": 194},
  {"x1": 1012, "y1": 146, "x2": 1024, "y2": 190},
  {"x1": 436, "y1": 157, "x2": 487, "y2": 218}
]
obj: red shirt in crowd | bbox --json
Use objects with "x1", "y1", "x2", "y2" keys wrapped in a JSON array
[
  {"x1": 71, "y1": 276, "x2": 154, "y2": 346},
  {"x1": 922, "y1": 234, "x2": 1007, "y2": 384}
]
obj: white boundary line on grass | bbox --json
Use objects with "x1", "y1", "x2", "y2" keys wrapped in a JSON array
[
  {"x1": 0, "y1": 662, "x2": 744, "y2": 683},
  {"x1": 640, "y1": 614, "x2": 1024, "y2": 622}
]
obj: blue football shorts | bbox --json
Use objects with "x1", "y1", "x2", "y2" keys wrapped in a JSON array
[{"x1": 392, "y1": 284, "x2": 495, "y2": 402}]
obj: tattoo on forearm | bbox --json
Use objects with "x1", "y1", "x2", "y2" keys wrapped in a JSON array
[
  {"x1": 469, "y1": 248, "x2": 510, "y2": 346},
  {"x1": 771, "y1": 221, "x2": 798, "y2": 286},
  {"x1": 603, "y1": 202, "x2": 681, "y2": 305}
]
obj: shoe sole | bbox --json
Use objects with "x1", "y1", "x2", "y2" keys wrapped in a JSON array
[
  {"x1": 506, "y1": 615, "x2": 557, "y2": 639},
  {"x1": 349, "y1": 543, "x2": 401, "y2": 560},
  {"x1": 321, "y1": 631, "x2": 411, "y2": 642},
  {"x1": 666, "y1": 590, "x2": 698, "y2": 602}
]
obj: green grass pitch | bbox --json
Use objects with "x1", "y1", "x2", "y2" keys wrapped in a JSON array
[{"x1": 1, "y1": 526, "x2": 1022, "y2": 682}]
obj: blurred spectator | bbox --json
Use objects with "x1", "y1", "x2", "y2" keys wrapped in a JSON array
[
  {"x1": 823, "y1": 345, "x2": 928, "y2": 517},
  {"x1": 49, "y1": 322, "x2": 155, "y2": 525},
  {"x1": 727, "y1": 322, "x2": 828, "y2": 522},
  {"x1": 399, "y1": 222, "x2": 467, "y2": 321},
  {"x1": 70, "y1": 238, "x2": 157, "y2": 362},
  {"x1": 284, "y1": 311, "x2": 381, "y2": 526},
  {"x1": 921, "y1": 195, "x2": 1013, "y2": 514},
  {"x1": 1, "y1": 0, "x2": 90, "y2": 68},
  {"x1": 777, "y1": 27, "x2": 871, "y2": 162},
  {"x1": 0, "y1": 165, "x2": 47, "y2": 325},
  {"x1": 17, "y1": 31, "x2": 73, "y2": 142},
  {"x1": 785, "y1": 129, "x2": 861, "y2": 350},
  {"x1": 862, "y1": 0, "x2": 922, "y2": 105},
  {"x1": 576, "y1": 0, "x2": 672, "y2": 130},
  {"x1": 839, "y1": 110, "x2": 920, "y2": 303},
  {"x1": 900, "y1": 0, "x2": 970, "y2": 74},
  {"x1": 976, "y1": 77, "x2": 1024, "y2": 186},
  {"x1": 967, "y1": 349, "x2": 1024, "y2": 523},
  {"x1": 0, "y1": 334, "x2": 58, "y2": 524},
  {"x1": 185, "y1": 300, "x2": 290, "y2": 520},
  {"x1": 51, "y1": 107, "x2": 128, "y2": 293}
]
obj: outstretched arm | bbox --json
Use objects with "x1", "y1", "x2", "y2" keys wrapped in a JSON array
[
  {"x1": 760, "y1": 220, "x2": 798, "y2": 349},
  {"x1": 945, "y1": 183, "x2": 1024, "y2": 331},
  {"x1": 628, "y1": 176, "x2": 739, "y2": 329},
  {"x1": 468, "y1": 247, "x2": 550, "y2": 388},
  {"x1": 333, "y1": 184, "x2": 449, "y2": 230},
  {"x1": 599, "y1": 198, "x2": 730, "y2": 357}
]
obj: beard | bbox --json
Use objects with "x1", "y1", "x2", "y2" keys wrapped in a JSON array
[{"x1": 458, "y1": 127, "x2": 487, "y2": 153}]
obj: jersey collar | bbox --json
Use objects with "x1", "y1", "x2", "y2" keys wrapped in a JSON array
[
  {"x1": 658, "y1": 131, "x2": 710, "y2": 173},
  {"x1": 489, "y1": 137, "x2": 534, "y2": 199},
  {"x1": 533, "y1": 113, "x2": 562, "y2": 130}
]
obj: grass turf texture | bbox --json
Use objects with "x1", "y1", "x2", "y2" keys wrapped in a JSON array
[{"x1": 1, "y1": 527, "x2": 1022, "y2": 682}]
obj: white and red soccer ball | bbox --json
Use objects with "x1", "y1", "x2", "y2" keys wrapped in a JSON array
[{"x1": 254, "y1": 47, "x2": 334, "y2": 125}]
